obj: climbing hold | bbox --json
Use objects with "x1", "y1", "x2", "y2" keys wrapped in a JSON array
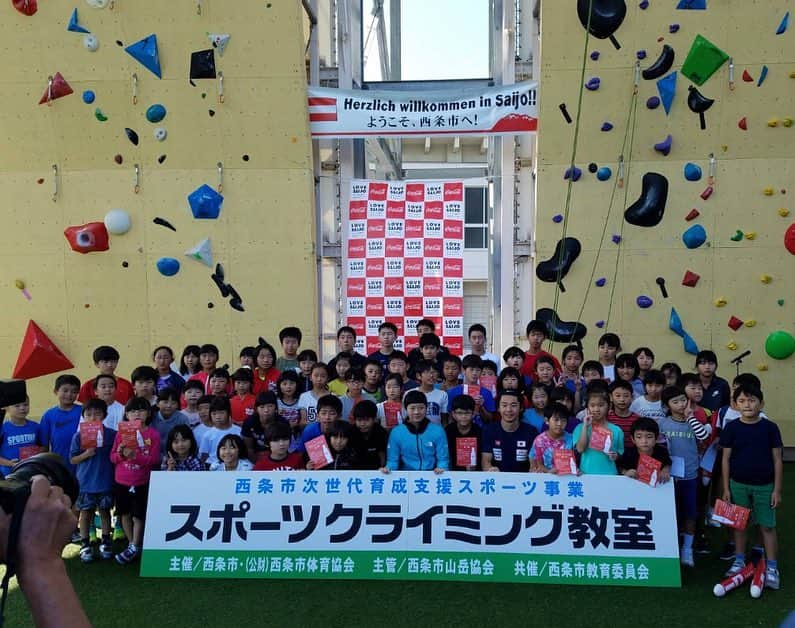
[
  {"x1": 682, "y1": 270, "x2": 700, "y2": 287},
  {"x1": 653, "y1": 134, "x2": 673, "y2": 156},
  {"x1": 783, "y1": 118, "x2": 794, "y2": 128},
  {"x1": 208, "y1": 302, "x2": 214, "y2": 309},
  {"x1": 642, "y1": 45, "x2": 675, "y2": 80},
  {"x1": 611, "y1": 234, "x2": 622, "y2": 244},
  {"x1": 784, "y1": 223, "x2": 795, "y2": 254},
  {"x1": 207, "y1": 33, "x2": 231, "y2": 56},
  {"x1": 595, "y1": 278, "x2": 606, "y2": 287},
  {"x1": 153, "y1": 217, "x2": 176, "y2": 232},
  {"x1": 552, "y1": 214, "x2": 563, "y2": 223},
  {"x1": 744, "y1": 320, "x2": 756, "y2": 328},
  {"x1": 669, "y1": 308, "x2": 699, "y2": 355},
  {"x1": 681, "y1": 34, "x2": 729, "y2": 86},
  {"x1": 559, "y1": 103, "x2": 573, "y2": 124},
  {"x1": 676, "y1": 0, "x2": 705, "y2": 8},
  {"x1": 684, "y1": 163, "x2": 702, "y2": 181},
  {"x1": 595, "y1": 320, "x2": 606, "y2": 329},
  {"x1": 596, "y1": 167, "x2": 612, "y2": 181},
  {"x1": 38, "y1": 72, "x2": 73, "y2": 105},
  {"x1": 687, "y1": 85, "x2": 714, "y2": 130},
  {"x1": 760, "y1": 274, "x2": 772, "y2": 284},
  {"x1": 190, "y1": 49, "x2": 217, "y2": 80},
  {"x1": 124, "y1": 128, "x2": 139, "y2": 146},
  {"x1": 700, "y1": 186, "x2": 714, "y2": 200},
  {"x1": 765, "y1": 330, "x2": 795, "y2": 359},
  {"x1": 757, "y1": 363, "x2": 768, "y2": 372},
  {"x1": 125, "y1": 35, "x2": 162, "y2": 79},
  {"x1": 157, "y1": 154, "x2": 167, "y2": 164},
  {"x1": 12, "y1": 321, "x2": 74, "y2": 380},
  {"x1": 768, "y1": 118, "x2": 779, "y2": 128},
  {"x1": 669, "y1": 24, "x2": 680, "y2": 33},
  {"x1": 656, "y1": 277, "x2": 669, "y2": 298},
  {"x1": 727, "y1": 316, "x2": 744, "y2": 331},
  {"x1": 12, "y1": 0, "x2": 37, "y2": 15},
  {"x1": 208, "y1": 109, "x2": 216, "y2": 117},
  {"x1": 637, "y1": 50, "x2": 647, "y2": 60},
  {"x1": 122, "y1": 261, "x2": 129, "y2": 268},
  {"x1": 82, "y1": 90, "x2": 95, "y2": 104},
  {"x1": 763, "y1": 187, "x2": 775, "y2": 196},
  {"x1": 738, "y1": 117, "x2": 748, "y2": 130},
  {"x1": 94, "y1": 108, "x2": 108, "y2": 122},
  {"x1": 730, "y1": 230, "x2": 744, "y2": 242},
  {"x1": 601, "y1": 122, "x2": 614, "y2": 131},
  {"x1": 64, "y1": 222, "x2": 109, "y2": 254},
  {"x1": 67, "y1": 8, "x2": 90, "y2": 34},
  {"x1": 757, "y1": 65, "x2": 768, "y2": 87},
  {"x1": 185, "y1": 238, "x2": 213, "y2": 267},
  {"x1": 682, "y1": 224, "x2": 707, "y2": 249},
  {"x1": 624, "y1": 172, "x2": 668, "y2": 227},
  {"x1": 636, "y1": 296, "x2": 653, "y2": 309},
  {"x1": 779, "y1": 208, "x2": 790, "y2": 217},
  {"x1": 727, "y1": 341, "x2": 738, "y2": 351},
  {"x1": 742, "y1": 69, "x2": 754, "y2": 82},
  {"x1": 714, "y1": 297, "x2": 728, "y2": 307},
  {"x1": 656, "y1": 72, "x2": 677, "y2": 115},
  {"x1": 563, "y1": 166, "x2": 583, "y2": 181},
  {"x1": 242, "y1": 154, "x2": 250, "y2": 162},
  {"x1": 114, "y1": 154, "x2": 123, "y2": 165},
  {"x1": 638, "y1": 0, "x2": 648, "y2": 9},
  {"x1": 14, "y1": 280, "x2": 31, "y2": 301},
  {"x1": 577, "y1": 0, "x2": 626, "y2": 50},
  {"x1": 85, "y1": 0, "x2": 110, "y2": 7},
  {"x1": 536, "y1": 307, "x2": 587, "y2": 342},
  {"x1": 536, "y1": 237, "x2": 581, "y2": 291},
  {"x1": 646, "y1": 96, "x2": 661, "y2": 109},
  {"x1": 146, "y1": 104, "x2": 167, "y2": 123},
  {"x1": 745, "y1": 232, "x2": 756, "y2": 240},
  {"x1": 188, "y1": 184, "x2": 224, "y2": 219},
  {"x1": 776, "y1": 11, "x2": 790, "y2": 35},
  {"x1": 156, "y1": 258, "x2": 180, "y2": 277},
  {"x1": 587, "y1": 163, "x2": 598, "y2": 174},
  {"x1": 103, "y1": 209, "x2": 131, "y2": 235},
  {"x1": 590, "y1": 51, "x2": 600, "y2": 61},
  {"x1": 82, "y1": 34, "x2": 99, "y2": 52},
  {"x1": 585, "y1": 77, "x2": 601, "y2": 91},
  {"x1": 154, "y1": 127, "x2": 167, "y2": 141},
  {"x1": 685, "y1": 208, "x2": 700, "y2": 221}
]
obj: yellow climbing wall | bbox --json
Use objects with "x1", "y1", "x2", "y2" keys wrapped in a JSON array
[
  {"x1": 537, "y1": 3, "x2": 795, "y2": 443},
  {"x1": 0, "y1": 0, "x2": 316, "y2": 414}
]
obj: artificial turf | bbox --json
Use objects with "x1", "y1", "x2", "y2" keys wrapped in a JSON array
[{"x1": 2, "y1": 466, "x2": 793, "y2": 628}]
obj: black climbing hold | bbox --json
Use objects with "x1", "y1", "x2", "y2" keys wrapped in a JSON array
[
  {"x1": 157, "y1": 154, "x2": 167, "y2": 164},
  {"x1": 209, "y1": 109, "x2": 216, "y2": 117},
  {"x1": 624, "y1": 173, "x2": 668, "y2": 227},
  {"x1": 190, "y1": 49, "x2": 217, "y2": 80},
  {"x1": 208, "y1": 302, "x2": 214, "y2": 309},
  {"x1": 577, "y1": 0, "x2": 626, "y2": 50},
  {"x1": 124, "y1": 128, "x2": 139, "y2": 146},
  {"x1": 687, "y1": 85, "x2": 714, "y2": 130},
  {"x1": 642, "y1": 44, "x2": 675, "y2": 80},
  {"x1": 588, "y1": 163, "x2": 598, "y2": 173},
  {"x1": 122, "y1": 261, "x2": 129, "y2": 268},
  {"x1": 242, "y1": 154, "x2": 250, "y2": 162},
  {"x1": 656, "y1": 276, "x2": 669, "y2": 298},
  {"x1": 116, "y1": 40, "x2": 124, "y2": 47},
  {"x1": 535, "y1": 237, "x2": 581, "y2": 292},
  {"x1": 153, "y1": 217, "x2": 177, "y2": 232},
  {"x1": 536, "y1": 308, "x2": 588, "y2": 343}
]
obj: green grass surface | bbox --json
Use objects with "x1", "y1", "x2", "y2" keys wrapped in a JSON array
[{"x1": 3, "y1": 467, "x2": 794, "y2": 628}]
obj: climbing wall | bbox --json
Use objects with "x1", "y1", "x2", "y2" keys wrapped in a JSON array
[
  {"x1": 537, "y1": 2, "x2": 795, "y2": 442},
  {"x1": 0, "y1": 0, "x2": 316, "y2": 414}
]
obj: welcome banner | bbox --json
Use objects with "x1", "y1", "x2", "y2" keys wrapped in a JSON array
[
  {"x1": 141, "y1": 471, "x2": 680, "y2": 586},
  {"x1": 308, "y1": 81, "x2": 538, "y2": 138}
]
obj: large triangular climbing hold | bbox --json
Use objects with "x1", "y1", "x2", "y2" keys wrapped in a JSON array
[
  {"x1": 38, "y1": 72, "x2": 74, "y2": 105},
  {"x1": 12, "y1": 320, "x2": 74, "y2": 380},
  {"x1": 676, "y1": 0, "x2": 706, "y2": 9},
  {"x1": 67, "y1": 8, "x2": 90, "y2": 34},
  {"x1": 657, "y1": 72, "x2": 677, "y2": 116},
  {"x1": 125, "y1": 34, "x2": 162, "y2": 78},
  {"x1": 185, "y1": 237, "x2": 213, "y2": 267}
]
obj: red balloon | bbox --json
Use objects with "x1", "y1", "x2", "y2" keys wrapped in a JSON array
[
  {"x1": 12, "y1": 0, "x2": 37, "y2": 16},
  {"x1": 786, "y1": 222, "x2": 795, "y2": 255}
]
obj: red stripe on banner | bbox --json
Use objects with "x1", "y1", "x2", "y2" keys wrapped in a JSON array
[
  {"x1": 307, "y1": 97, "x2": 336, "y2": 106},
  {"x1": 309, "y1": 112, "x2": 338, "y2": 122}
]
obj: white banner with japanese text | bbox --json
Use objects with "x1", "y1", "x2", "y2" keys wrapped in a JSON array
[
  {"x1": 141, "y1": 471, "x2": 681, "y2": 586},
  {"x1": 307, "y1": 82, "x2": 538, "y2": 138}
]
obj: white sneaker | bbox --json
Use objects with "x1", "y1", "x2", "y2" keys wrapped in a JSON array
[
  {"x1": 725, "y1": 558, "x2": 745, "y2": 577},
  {"x1": 765, "y1": 567, "x2": 780, "y2": 590},
  {"x1": 680, "y1": 548, "x2": 695, "y2": 567}
]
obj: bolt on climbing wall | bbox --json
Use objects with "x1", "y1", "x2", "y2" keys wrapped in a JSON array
[
  {"x1": 0, "y1": 0, "x2": 317, "y2": 414},
  {"x1": 537, "y1": 1, "x2": 795, "y2": 443}
]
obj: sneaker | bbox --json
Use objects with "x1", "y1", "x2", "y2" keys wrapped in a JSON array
[
  {"x1": 694, "y1": 535, "x2": 711, "y2": 556},
  {"x1": 70, "y1": 530, "x2": 83, "y2": 544},
  {"x1": 99, "y1": 541, "x2": 114, "y2": 560},
  {"x1": 115, "y1": 544, "x2": 139, "y2": 565},
  {"x1": 79, "y1": 545, "x2": 94, "y2": 564},
  {"x1": 680, "y1": 548, "x2": 695, "y2": 567},
  {"x1": 750, "y1": 546, "x2": 766, "y2": 565},
  {"x1": 765, "y1": 567, "x2": 780, "y2": 590},
  {"x1": 725, "y1": 558, "x2": 746, "y2": 577},
  {"x1": 719, "y1": 542, "x2": 736, "y2": 561}
]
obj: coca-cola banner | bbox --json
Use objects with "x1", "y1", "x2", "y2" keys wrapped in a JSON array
[{"x1": 345, "y1": 180, "x2": 465, "y2": 356}]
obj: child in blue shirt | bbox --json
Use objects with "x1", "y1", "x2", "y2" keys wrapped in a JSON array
[
  {"x1": 382, "y1": 390, "x2": 448, "y2": 472},
  {"x1": 0, "y1": 396, "x2": 40, "y2": 476},
  {"x1": 69, "y1": 399, "x2": 116, "y2": 563},
  {"x1": 39, "y1": 374, "x2": 82, "y2": 472}
]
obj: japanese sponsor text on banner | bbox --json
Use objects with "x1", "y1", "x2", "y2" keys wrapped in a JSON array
[
  {"x1": 308, "y1": 82, "x2": 538, "y2": 138},
  {"x1": 141, "y1": 471, "x2": 681, "y2": 587}
]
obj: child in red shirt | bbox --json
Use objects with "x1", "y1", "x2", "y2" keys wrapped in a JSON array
[{"x1": 230, "y1": 368, "x2": 256, "y2": 426}]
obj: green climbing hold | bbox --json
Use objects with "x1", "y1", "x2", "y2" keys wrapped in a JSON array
[
  {"x1": 681, "y1": 34, "x2": 729, "y2": 86},
  {"x1": 94, "y1": 108, "x2": 108, "y2": 121},
  {"x1": 765, "y1": 330, "x2": 795, "y2": 360},
  {"x1": 777, "y1": 299, "x2": 785, "y2": 306},
  {"x1": 730, "y1": 230, "x2": 743, "y2": 242}
]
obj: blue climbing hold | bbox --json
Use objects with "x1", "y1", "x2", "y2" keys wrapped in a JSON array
[
  {"x1": 682, "y1": 224, "x2": 707, "y2": 249},
  {"x1": 637, "y1": 295, "x2": 653, "y2": 308},
  {"x1": 684, "y1": 163, "x2": 702, "y2": 181},
  {"x1": 654, "y1": 134, "x2": 673, "y2": 156},
  {"x1": 188, "y1": 184, "x2": 224, "y2": 219},
  {"x1": 597, "y1": 167, "x2": 612, "y2": 181},
  {"x1": 639, "y1": 0, "x2": 649, "y2": 9},
  {"x1": 657, "y1": 72, "x2": 677, "y2": 115},
  {"x1": 595, "y1": 278, "x2": 607, "y2": 287},
  {"x1": 601, "y1": 122, "x2": 614, "y2": 131},
  {"x1": 637, "y1": 50, "x2": 647, "y2": 60},
  {"x1": 776, "y1": 11, "x2": 790, "y2": 35},
  {"x1": 611, "y1": 234, "x2": 622, "y2": 244},
  {"x1": 595, "y1": 320, "x2": 606, "y2": 328},
  {"x1": 82, "y1": 90, "x2": 95, "y2": 104},
  {"x1": 67, "y1": 8, "x2": 90, "y2": 34},
  {"x1": 646, "y1": 96, "x2": 661, "y2": 109},
  {"x1": 552, "y1": 214, "x2": 563, "y2": 223},
  {"x1": 156, "y1": 257, "x2": 180, "y2": 277},
  {"x1": 590, "y1": 51, "x2": 600, "y2": 61},
  {"x1": 757, "y1": 65, "x2": 768, "y2": 87},
  {"x1": 125, "y1": 34, "x2": 162, "y2": 79},
  {"x1": 585, "y1": 77, "x2": 601, "y2": 91},
  {"x1": 677, "y1": 0, "x2": 706, "y2": 8},
  {"x1": 682, "y1": 332, "x2": 699, "y2": 355},
  {"x1": 146, "y1": 104, "x2": 166, "y2": 123},
  {"x1": 564, "y1": 167, "x2": 583, "y2": 182},
  {"x1": 669, "y1": 24, "x2": 680, "y2": 33}
]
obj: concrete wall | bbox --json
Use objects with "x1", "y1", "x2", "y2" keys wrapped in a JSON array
[
  {"x1": 538, "y1": 2, "x2": 795, "y2": 441},
  {"x1": 0, "y1": 1, "x2": 317, "y2": 414}
]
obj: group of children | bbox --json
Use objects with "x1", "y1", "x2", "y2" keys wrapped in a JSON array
[{"x1": 0, "y1": 320, "x2": 783, "y2": 591}]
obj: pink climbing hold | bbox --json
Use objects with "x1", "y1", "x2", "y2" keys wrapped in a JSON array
[
  {"x1": 685, "y1": 208, "x2": 700, "y2": 221},
  {"x1": 700, "y1": 186, "x2": 714, "y2": 200},
  {"x1": 738, "y1": 117, "x2": 748, "y2": 130},
  {"x1": 785, "y1": 222, "x2": 795, "y2": 255}
]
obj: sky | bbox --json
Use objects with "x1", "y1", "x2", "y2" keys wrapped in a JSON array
[{"x1": 362, "y1": 0, "x2": 490, "y2": 82}]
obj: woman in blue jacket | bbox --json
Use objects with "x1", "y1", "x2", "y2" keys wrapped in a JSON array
[{"x1": 381, "y1": 390, "x2": 449, "y2": 473}]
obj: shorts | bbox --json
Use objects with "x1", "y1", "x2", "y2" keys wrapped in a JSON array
[
  {"x1": 76, "y1": 491, "x2": 114, "y2": 512},
  {"x1": 113, "y1": 482, "x2": 150, "y2": 520},
  {"x1": 730, "y1": 480, "x2": 776, "y2": 528},
  {"x1": 674, "y1": 477, "x2": 698, "y2": 523}
]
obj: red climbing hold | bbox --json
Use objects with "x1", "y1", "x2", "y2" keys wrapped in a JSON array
[
  {"x1": 38, "y1": 72, "x2": 74, "y2": 105},
  {"x1": 682, "y1": 270, "x2": 700, "y2": 287},
  {"x1": 738, "y1": 117, "x2": 747, "y2": 130},
  {"x1": 12, "y1": 0, "x2": 37, "y2": 15},
  {"x1": 785, "y1": 222, "x2": 795, "y2": 255},
  {"x1": 12, "y1": 320, "x2": 74, "y2": 380},
  {"x1": 727, "y1": 316, "x2": 744, "y2": 331},
  {"x1": 685, "y1": 208, "x2": 700, "y2": 221},
  {"x1": 742, "y1": 69, "x2": 754, "y2": 82}
]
